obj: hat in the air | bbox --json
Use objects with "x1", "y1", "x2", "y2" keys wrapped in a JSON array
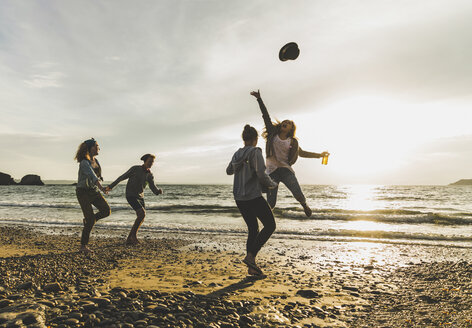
[{"x1": 279, "y1": 42, "x2": 300, "y2": 61}]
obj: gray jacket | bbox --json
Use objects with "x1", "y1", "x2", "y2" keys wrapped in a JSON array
[
  {"x1": 76, "y1": 159, "x2": 99, "y2": 191},
  {"x1": 226, "y1": 146, "x2": 277, "y2": 201}
]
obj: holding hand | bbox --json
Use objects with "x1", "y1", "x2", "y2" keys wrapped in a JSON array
[
  {"x1": 321, "y1": 151, "x2": 330, "y2": 158},
  {"x1": 100, "y1": 185, "x2": 109, "y2": 195},
  {"x1": 156, "y1": 187, "x2": 163, "y2": 195},
  {"x1": 250, "y1": 90, "x2": 261, "y2": 99}
]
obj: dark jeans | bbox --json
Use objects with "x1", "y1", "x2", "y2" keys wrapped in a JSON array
[
  {"x1": 236, "y1": 196, "x2": 276, "y2": 256},
  {"x1": 76, "y1": 188, "x2": 111, "y2": 245},
  {"x1": 267, "y1": 167, "x2": 306, "y2": 208}
]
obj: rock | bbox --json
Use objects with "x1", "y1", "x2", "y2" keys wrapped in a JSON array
[
  {"x1": 342, "y1": 286, "x2": 360, "y2": 292},
  {"x1": 63, "y1": 318, "x2": 80, "y2": 325},
  {"x1": 449, "y1": 179, "x2": 472, "y2": 186},
  {"x1": 0, "y1": 172, "x2": 16, "y2": 185},
  {"x1": 16, "y1": 281, "x2": 33, "y2": 290},
  {"x1": 19, "y1": 312, "x2": 44, "y2": 325},
  {"x1": 19, "y1": 174, "x2": 44, "y2": 186},
  {"x1": 67, "y1": 312, "x2": 82, "y2": 320},
  {"x1": 82, "y1": 303, "x2": 98, "y2": 312},
  {"x1": 0, "y1": 299, "x2": 14, "y2": 308},
  {"x1": 296, "y1": 289, "x2": 320, "y2": 299},
  {"x1": 90, "y1": 297, "x2": 111, "y2": 307},
  {"x1": 239, "y1": 315, "x2": 254, "y2": 324},
  {"x1": 418, "y1": 295, "x2": 439, "y2": 304},
  {"x1": 37, "y1": 300, "x2": 55, "y2": 308},
  {"x1": 43, "y1": 282, "x2": 61, "y2": 293},
  {"x1": 152, "y1": 306, "x2": 170, "y2": 314}
]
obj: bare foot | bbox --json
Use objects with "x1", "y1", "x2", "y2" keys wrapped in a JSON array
[
  {"x1": 248, "y1": 267, "x2": 263, "y2": 276},
  {"x1": 126, "y1": 237, "x2": 140, "y2": 245},
  {"x1": 243, "y1": 253, "x2": 256, "y2": 264},
  {"x1": 302, "y1": 203, "x2": 312, "y2": 217},
  {"x1": 80, "y1": 245, "x2": 94, "y2": 254},
  {"x1": 243, "y1": 257, "x2": 262, "y2": 275}
]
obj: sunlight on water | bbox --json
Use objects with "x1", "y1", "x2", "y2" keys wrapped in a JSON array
[
  {"x1": 2, "y1": 184, "x2": 472, "y2": 245},
  {"x1": 342, "y1": 185, "x2": 384, "y2": 211},
  {"x1": 334, "y1": 242, "x2": 390, "y2": 266},
  {"x1": 342, "y1": 220, "x2": 391, "y2": 232}
]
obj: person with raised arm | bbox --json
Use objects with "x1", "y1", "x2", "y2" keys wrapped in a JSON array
[
  {"x1": 227, "y1": 125, "x2": 278, "y2": 276},
  {"x1": 250, "y1": 90, "x2": 329, "y2": 217},
  {"x1": 107, "y1": 154, "x2": 162, "y2": 245},
  {"x1": 74, "y1": 138, "x2": 110, "y2": 254}
]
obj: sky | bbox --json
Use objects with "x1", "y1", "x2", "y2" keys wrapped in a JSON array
[{"x1": 1, "y1": 0, "x2": 472, "y2": 185}]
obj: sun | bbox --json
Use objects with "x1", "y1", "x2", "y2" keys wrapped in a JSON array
[{"x1": 293, "y1": 94, "x2": 425, "y2": 181}]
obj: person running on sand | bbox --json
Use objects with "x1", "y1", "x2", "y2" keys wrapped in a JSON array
[
  {"x1": 74, "y1": 138, "x2": 110, "y2": 254},
  {"x1": 227, "y1": 125, "x2": 278, "y2": 276},
  {"x1": 107, "y1": 154, "x2": 163, "y2": 245},
  {"x1": 250, "y1": 90, "x2": 329, "y2": 217}
]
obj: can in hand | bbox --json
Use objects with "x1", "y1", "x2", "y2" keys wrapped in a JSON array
[{"x1": 321, "y1": 154, "x2": 329, "y2": 165}]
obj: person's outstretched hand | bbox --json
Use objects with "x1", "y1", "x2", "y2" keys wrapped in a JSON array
[
  {"x1": 321, "y1": 151, "x2": 330, "y2": 157},
  {"x1": 156, "y1": 187, "x2": 163, "y2": 195},
  {"x1": 250, "y1": 90, "x2": 261, "y2": 99}
]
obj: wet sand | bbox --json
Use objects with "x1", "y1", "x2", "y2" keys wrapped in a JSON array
[{"x1": 1, "y1": 225, "x2": 472, "y2": 327}]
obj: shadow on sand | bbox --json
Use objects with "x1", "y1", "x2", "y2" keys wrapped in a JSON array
[{"x1": 206, "y1": 275, "x2": 266, "y2": 298}]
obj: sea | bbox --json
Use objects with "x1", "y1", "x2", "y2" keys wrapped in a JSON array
[{"x1": 1, "y1": 183, "x2": 472, "y2": 247}]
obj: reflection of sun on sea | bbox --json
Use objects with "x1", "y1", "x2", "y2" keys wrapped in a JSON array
[
  {"x1": 343, "y1": 184, "x2": 378, "y2": 211},
  {"x1": 340, "y1": 185, "x2": 393, "y2": 232}
]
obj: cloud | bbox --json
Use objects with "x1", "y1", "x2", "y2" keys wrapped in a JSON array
[{"x1": 1, "y1": 0, "x2": 472, "y2": 183}]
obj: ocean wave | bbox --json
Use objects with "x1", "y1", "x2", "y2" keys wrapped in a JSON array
[
  {"x1": 1, "y1": 218, "x2": 471, "y2": 244},
  {"x1": 1, "y1": 202, "x2": 472, "y2": 225}
]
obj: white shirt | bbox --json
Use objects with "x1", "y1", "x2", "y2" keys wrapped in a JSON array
[{"x1": 265, "y1": 135, "x2": 295, "y2": 174}]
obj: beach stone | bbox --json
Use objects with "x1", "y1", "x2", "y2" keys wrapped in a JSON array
[
  {"x1": 15, "y1": 281, "x2": 33, "y2": 290},
  {"x1": 81, "y1": 303, "x2": 98, "y2": 312},
  {"x1": 418, "y1": 295, "x2": 439, "y2": 304},
  {"x1": 37, "y1": 300, "x2": 55, "y2": 308},
  {"x1": 121, "y1": 324, "x2": 134, "y2": 328},
  {"x1": 19, "y1": 312, "x2": 43, "y2": 325},
  {"x1": 7, "y1": 294, "x2": 23, "y2": 301},
  {"x1": 296, "y1": 289, "x2": 320, "y2": 299},
  {"x1": 0, "y1": 299, "x2": 15, "y2": 308},
  {"x1": 66, "y1": 312, "x2": 82, "y2": 321},
  {"x1": 90, "y1": 297, "x2": 111, "y2": 307},
  {"x1": 152, "y1": 305, "x2": 170, "y2": 314},
  {"x1": 43, "y1": 282, "x2": 61, "y2": 293},
  {"x1": 342, "y1": 286, "x2": 359, "y2": 292}
]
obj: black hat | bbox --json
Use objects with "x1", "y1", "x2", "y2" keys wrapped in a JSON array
[{"x1": 279, "y1": 42, "x2": 300, "y2": 61}]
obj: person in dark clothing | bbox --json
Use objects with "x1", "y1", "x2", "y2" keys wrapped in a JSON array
[
  {"x1": 227, "y1": 125, "x2": 277, "y2": 276},
  {"x1": 250, "y1": 90, "x2": 329, "y2": 217},
  {"x1": 74, "y1": 138, "x2": 110, "y2": 254},
  {"x1": 107, "y1": 154, "x2": 163, "y2": 245}
]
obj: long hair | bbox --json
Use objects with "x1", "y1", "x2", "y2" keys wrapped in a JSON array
[
  {"x1": 261, "y1": 119, "x2": 297, "y2": 140},
  {"x1": 74, "y1": 142, "x2": 91, "y2": 162}
]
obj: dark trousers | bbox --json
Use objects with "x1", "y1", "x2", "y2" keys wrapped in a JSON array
[
  {"x1": 236, "y1": 196, "x2": 276, "y2": 256},
  {"x1": 76, "y1": 188, "x2": 111, "y2": 245},
  {"x1": 267, "y1": 167, "x2": 306, "y2": 208}
]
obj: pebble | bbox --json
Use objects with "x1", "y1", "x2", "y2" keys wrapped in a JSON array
[
  {"x1": 295, "y1": 289, "x2": 320, "y2": 299},
  {"x1": 42, "y1": 282, "x2": 61, "y2": 293}
]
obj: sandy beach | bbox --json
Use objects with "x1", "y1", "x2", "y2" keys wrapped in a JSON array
[{"x1": 1, "y1": 225, "x2": 472, "y2": 328}]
